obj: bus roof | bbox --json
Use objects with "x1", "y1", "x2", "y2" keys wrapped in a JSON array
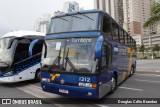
[
  {"x1": 1, "y1": 30, "x2": 45, "y2": 38},
  {"x1": 53, "y1": 9, "x2": 106, "y2": 19}
]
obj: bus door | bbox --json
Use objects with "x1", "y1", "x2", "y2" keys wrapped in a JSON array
[
  {"x1": 13, "y1": 38, "x2": 31, "y2": 81},
  {"x1": 98, "y1": 42, "x2": 112, "y2": 98},
  {"x1": 27, "y1": 39, "x2": 43, "y2": 80}
]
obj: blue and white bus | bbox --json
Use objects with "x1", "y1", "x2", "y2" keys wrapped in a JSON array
[
  {"x1": 40, "y1": 10, "x2": 136, "y2": 99},
  {"x1": 0, "y1": 30, "x2": 45, "y2": 83}
]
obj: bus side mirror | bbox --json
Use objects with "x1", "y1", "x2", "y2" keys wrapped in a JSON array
[
  {"x1": 7, "y1": 39, "x2": 15, "y2": 49},
  {"x1": 95, "y1": 42, "x2": 102, "y2": 59},
  {"x1": 7, "y1": 37, "x2": 26, "y2": 49},
  {"x1": 95, "y1": 36, "x2": 103, "y2": 59},
  {"x1": 41, "y1": 39, "x2": 47, "y2": 58}
]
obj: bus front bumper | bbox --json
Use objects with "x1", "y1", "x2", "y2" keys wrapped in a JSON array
[
  {"x1": 41, "y1": 82, "x2": 98, "y2": 99},
  {"x1": 0, "y1": 76, "x2": 15, "y2": 83}
]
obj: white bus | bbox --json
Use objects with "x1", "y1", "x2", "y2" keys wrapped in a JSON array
[{"x1": 0, "y1": 30, "x2": 45, "y2": 83}]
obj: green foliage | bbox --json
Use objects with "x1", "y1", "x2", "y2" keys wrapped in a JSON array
[
  {"x1": 153, "y1": 44, "x2": 160, "y2": 52},
  {"x1": 139, "y1": 45, "x2": 145, "y2": 52},
  {"x1": 143, "y1": 3, "x2": 160, "y2": 28},
  {"x1": 139, "y1": 45, "x2": 146, "y2": 58}
]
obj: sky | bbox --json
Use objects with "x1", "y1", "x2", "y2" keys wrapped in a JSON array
[{"x1": 0, "y1": 0, "x2": 94, "y2": 36}]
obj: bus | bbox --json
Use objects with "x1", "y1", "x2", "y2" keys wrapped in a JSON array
[
  {"x1": 40, "y1": 10, "x2": 136, "y2": 99},
  {"x1": 0, "y1": 30, "x2": 45, "y2": 83}
]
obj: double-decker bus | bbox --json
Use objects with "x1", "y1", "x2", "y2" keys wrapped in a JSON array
[
  {"x1": 0, "y1": 30, "x2": 45, "y2": 83},
  {"x1": 40, "y1": 10, "x2": 136, "y2": 99}
]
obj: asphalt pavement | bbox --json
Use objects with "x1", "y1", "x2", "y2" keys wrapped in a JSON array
[
  {"x1": 137, "y1": 60, "x2": 160, "y2": 74},
  {"x1": 0, "y1": 59, "x2": 160, "y2": 107},
  {"x1": 0, "y1": 73, "x2": 160, "y2": 107}
]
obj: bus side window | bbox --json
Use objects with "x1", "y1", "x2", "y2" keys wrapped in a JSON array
[
  {"x1": 103, "y1": 16, "x2": 112, "y2": 39},
  {"x1": 101, "y1": 44, "x2": 112, "y2": 70},
  {"x1": 119, "y1": 29, "x2": 125, "y2": 45},
  {"x1": 112, "y1": 22, "x2": 119, "y2": 42},
  {"x1": 106, "y1": 45, "x2": 112, "y2": 67},
  {"x1": 101, "y1": 45, "x2": 107, "y2": 67}
]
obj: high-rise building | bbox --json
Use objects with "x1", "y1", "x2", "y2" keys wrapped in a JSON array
[
  {"x1": 123, "y1": 0, "x2": 155, "y2": 36},
  {"x1": 63, "y1": 1, "x2": 79, "y2": 13},
  {"x1": 94, "y1": 0, "x2": 123, "y2": 26},
  {"x1": 35, "y1": 14, "x2": 51, "y2": 33}
]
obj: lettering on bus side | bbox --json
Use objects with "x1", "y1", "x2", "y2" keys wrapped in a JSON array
[
  {"x1": 79, "y1": 77, "x2": 91, "y2": 82},
  {"x1": 72, "y1": 38, "x2": 92, "y2": 43}
]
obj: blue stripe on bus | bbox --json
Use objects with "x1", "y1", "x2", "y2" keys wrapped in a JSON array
[
  {"x1": 41, "y1": 72, "x2": 97, "y2": 84},
  {"x1": 41, "y1": 82, "x2": 98, "y2": 98},
  {"x1": 45, "y1": 31, "x2": 101, "y2": 39}
]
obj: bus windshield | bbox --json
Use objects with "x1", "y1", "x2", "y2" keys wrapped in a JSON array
[
  {"x1": 47, "y1": 13, "x2": 99, "y2": 34},
  {"x1": 42, "y1": 38, "x2": 97, "y2": 73},
  {"x1": 0, "y1": 37, "x2": 17, "y2": 66}
]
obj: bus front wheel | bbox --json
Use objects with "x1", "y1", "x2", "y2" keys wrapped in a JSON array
[
  {"x1": 35, "y1": 69, "x2": 41, "y2": 82},
  {"x1": 110, "y1": 75, "x2": 117, "y2": 94}
]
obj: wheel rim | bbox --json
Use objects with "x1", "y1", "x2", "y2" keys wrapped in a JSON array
[
  {"x1": 37, "y1": 72, "x2": 41, "y2": 81},
  {"x1": 111, "y1": 77, "x2": 116, "y2": 90},
  {"x1": 131, "y1": 68, "x2": 133, "y2": 75}
]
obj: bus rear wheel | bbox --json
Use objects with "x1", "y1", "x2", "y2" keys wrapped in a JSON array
[{"x1": 130, "y1": 67, "x2": 134, "y2": 77}]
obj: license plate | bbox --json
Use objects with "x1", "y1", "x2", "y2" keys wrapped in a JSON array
[{"x1": 59, "y1": 89, "x2": 68, "y2": 94}]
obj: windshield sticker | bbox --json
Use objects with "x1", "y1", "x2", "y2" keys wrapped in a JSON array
[
  {"x1": 56, "y1": 42, "x2": 61, "y2": 50},
  {"x1": 72, "y1": 38, "x2": 92, "y2": 43},
  {"x1": 68, "y1": 49, "x2": 76, "y2": 57},
  {"x1": 114, "y1": 47, "x2": 118, "y2": 52}
]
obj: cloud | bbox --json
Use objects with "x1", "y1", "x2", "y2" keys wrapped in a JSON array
[{"x1": 0, "y1": 17, "x2": 12, "y2": 36}]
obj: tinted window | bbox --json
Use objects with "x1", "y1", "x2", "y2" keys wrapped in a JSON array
[
  {"x1": 106, "y1": 44, "x2": 112, "y2": 67},
  {"x1": 48, "y1": 13, "x2": 99, "y2": 34},
  {"x1": 102, "y1": 45, "x2": 106, "y2": 67},
  {"x1": 103, "y1": 16, "x2": 112, "y2": 39},
  {"x1": 119, "y1": 29, "x2": 124, "y2": 44},
  {"x1": 112, "y1": 22, "x2": 119, "y2": 42},
  {"x1": 127, "y1": 35, "x2": 130, "y2": 47},
  {"x1": 124, "y1": 32, "x2": 128, "y2": 46}
]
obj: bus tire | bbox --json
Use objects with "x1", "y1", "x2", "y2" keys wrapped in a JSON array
[
  {"x1": 35, "y1": 69, "x2": 41, "y2": 82},
  {"x1": 110, "y1": 74, "x2": 117, "y2": 94},
  {"x1": 129, "y1": 67, "x2": 134, "y2": 77}
]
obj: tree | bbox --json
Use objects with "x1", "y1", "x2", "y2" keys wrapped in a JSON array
[
  {"x1": 139, "y1": 45, "x2": 146, "y2": 58},
  {"x1": 143, "y1": 2, "x2": 160, "y2": 59},
  {"x1": 153, "y1": 44, "x2": 160, "y2": 57},
  {"x1": 144, "y1": 3, "x2": 160, "y2": 28}
]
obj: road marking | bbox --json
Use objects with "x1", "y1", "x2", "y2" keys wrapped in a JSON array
[
  {"x1": 119, "y1": 87, "x2": 143, "y2": 92},
  {"x1": 135, "y1": 73, "x2": 160, "y2": 77},
  {"x1": 17, "y1": 84, "x2": 109, "y2": 107},
  {"x1": 136, "y1": 79, "x2": 160, "y2": 83},
  {"x1": 28, "y1": 84, "x2": 42, "y2": 89}
]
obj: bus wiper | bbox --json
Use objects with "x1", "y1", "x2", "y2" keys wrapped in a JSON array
[
  {"x1": 64, "y1": 48, "x2": 78, "y2": 72},
  {"x1": 81, "y1": 14, "x2": 94, "y2": 21},
  {"x1": 59, "y1": 17, "x2": 69, "y2": 22},
  {"x1": 48, "y1": 47, "x2": 62, "y2": 72},
  {"x1": 69, "y1": 15, "x2": 82, "y2": 19}
]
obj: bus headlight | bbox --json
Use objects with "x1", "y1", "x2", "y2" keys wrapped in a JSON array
[
  {"x1": 41, "y1": 78, "x2": 50, "y2": 82},
  {"x1": 78, "y1": 82, "x2": 97, "y2": 88},
  {"x1": 4, "y1": 71, "x2": 13, "y2": 76}
]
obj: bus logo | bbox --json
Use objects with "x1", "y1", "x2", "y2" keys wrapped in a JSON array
[
  {"x1": 60, "y1": 79, "x2": 65, "y2": 84},
  {"x1": 50, "y1": 74, "x2": 61, "y2": 81}
]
